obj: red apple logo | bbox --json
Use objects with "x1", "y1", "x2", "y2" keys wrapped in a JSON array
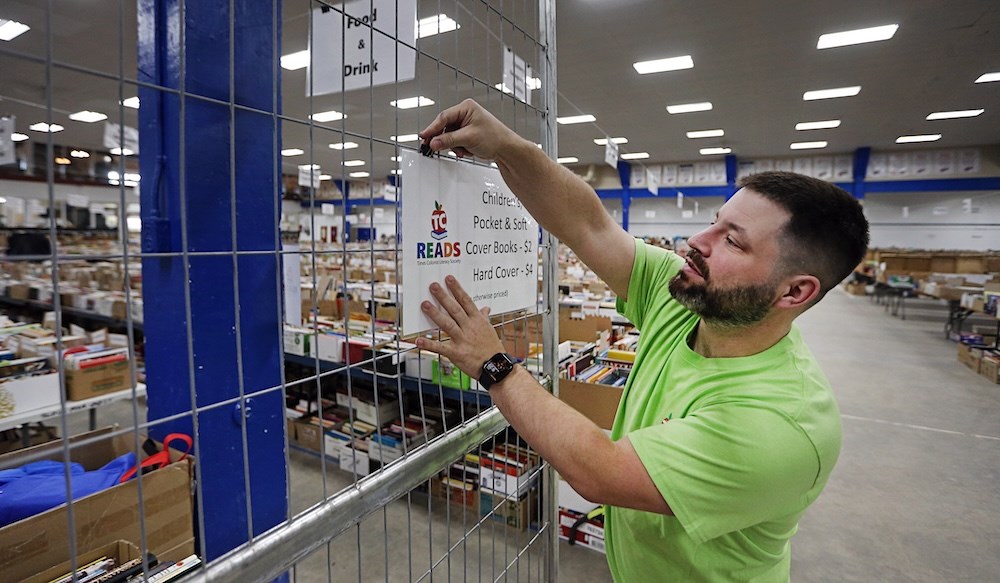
[{"x1": 431, "y1": 201, "x2": 448, "y2": 240}]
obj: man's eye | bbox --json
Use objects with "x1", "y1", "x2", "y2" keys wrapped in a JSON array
[{"x1": 726, "y1": 236, "x2": 740, "y2": 248}]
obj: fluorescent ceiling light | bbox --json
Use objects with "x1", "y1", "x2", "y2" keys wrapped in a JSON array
[
  {"x1": 817, "y1": 24, "x2": 898, "y2": 49},
  {"x1": 108, "y1": 171, "x2": 121, "y2": 180},
  {"x1": 700, "y1": 147, "x2": 731, "y2": 155},
  {"x1": 121, "y1": 97, "x2": 140, "y2": 109},
  {"x1": 667, "y1": 102, "x2": 713, "y2": 114},
  {"x1": 54, "y1": 157, "x2": 71, "y2": 165},
  {"x1": 109, "y1": 179, "x2": 121, "y2": 186},
  {"x1": 975, "y1": 72, "x2": 1000, "y2": 84},
  {"x1": 281, "y1": 50, "x2": 309, "y2": 71},
  {"x1": 330, "y1": 141, "x2": 359, "y2": 150},
  {"x1": 390, "y1": 156, "x2": 401, "y2": 162},
  {"x1": 110, "y1": 147, "x2": 134, "y2": 155},
  {"x1": 686, "y1": 129, "x2": 724, "y2": 139},
  {"x1": 69, "y1": 110, "x2": 108, "y2": 123},
  {"x1": 633, "y1": 55, "x2": 694, "y2": 75},
  {"x1": 310, "y1": 110, "x2": 346, "y2": 122},
  {"x1": 11, "y1": 132, "x2": 28, "y2": 142},
  {"x1": 390, "y1": 96, "x2": 435, "y2": 109},
  {"x1": 123, "y1": 172, "x2": 141, "y2": 182},
  {"x1": 557, "y1": 156, "x2": 579, "y2": 164},
  {"x1": 70, "y1": 150, "x2": 90, "y2": 158},
  {"x1": 349, "y1": 171, "x2": 370, "y2": 178},
  {"x1": 342, "y1": 159, "x2": 365, "y2": 167},
  {"x1": 0, "y1": 197, "x2": 5, "y2": 203},
  {"x1": 593, "y1": 137, "x2": 628, "y2": 145},
  {"x1": 391, "y1": 169, "x2": 402, "y2": 175},
  {"x1": 527, "y1": 77, "x2": 541, "y2": 90},
  {"x1": 926, "y1": 109, "x2": 984, "y2": 120},
  {"x1": 803, "y1": 86, "x2": 861, "y2": 100},
  {"x1": 896, "y1": 134, "x2": 941, "y2": 144},
  {"x1": 556, "y1": 114, "x2": 596, "y2": 125},
  {"x1": 790, "y1": 141, "x2": 828, "y2": 150},
  {"x1": 0, "y1": 19, "x2": 30, "y2": 41},
  {"x1": 29, "y1": 122, "x2": 64, "y2": 133},
  {"x1": 796, "y1": 119, "x2": 841, "y2": 130},
  {"x1": 417, "y1": 14, "x2": 460, "y2": 38},
  {"x1": 281, "y1": 148, "x2": 304, "y2": 156},
  {"x1": 319, "y1": 174, "x2": 332, "y2": 180},
  {"x1": 297, "y1": 164, "x2": 320, "y2": 170},
  {"x1": 391, "y1": 134, "x2": 419, "y2": 142},
  {"x1": 620, "y1": 152, "x2": 649, "y2": 160}
]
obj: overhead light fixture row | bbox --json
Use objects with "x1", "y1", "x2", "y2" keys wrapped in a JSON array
[
  {"x1": 11, "y1": 132, "x2": 28, "y2": 142},
  {"x1": 700, "y1": 147, "x2": 731, "y2": 155},
  {"x1": 310, "y1": 110, "x2": 346, "y2": 122},
  {"x1": 817, "y1": 24, "x2": 898, "y2": 49},
  {"x1": 349, "y1": 171, "x2": 370, "y2": 178},
  {"x1": 620, "y1": 152, "x2": 649, "y2": 160},
  {"x1": 69, "y1": 110, "x2": 108, "y2": 123},
  {"x1": 418, "y1": 14, "x2": 460, "y2": 38},
  {"x1": 281, "y1": 148, "x2": 304, "y2": 156},
  {"x1": 557, "y1": 114, "x2": 596, "y2": 125},
  {"x1": 390, "y1": 96, "x2": 435, "y2": 109},
  {"x1": 70, "y1": 150, "x2": 90, "y2": 158},
  {"x1": 342, "y1": 160, "x2": 365, "y2": 167},
  {"x1": 593, "y1": 137, "x2": 628, "y2": 145},
  {"x1": 790, "y1": 141, "x2": 828, "y2": 150},
  {"x1": 803, "y1": 86, "x2": 861, "y2": 101},
  {"x1": 896, "y1": 134, "x2": 941, "y2": 144},
  {"x1": 926, "y1": 109, "x2": 984, "y2": 120},
  {"x1": 686, "y1": 129, "x2": 724, "y2": 139},
  {"x1": 121, "y1": 97, "x2": 140, "y2": 109},
  {"x1": 975, "y1": 72, "x2": 1000, "y2": 84},
  {"x1": 29, "y1": 122, "x2": 63, "y2": 133},
  {"x1": 391, "y1": 134, "x2": 419, "y2": 143},
  {"x1": 667, "y1": 102, "x2": 712, "y2": 114},
  {"x1": 633, "y1": 55, "x2": 694, "y2": 75},
  {"x1": 330, "y1": 141, "x2": 359, "y2": 150},
  {"x1": 795, "y1": 119, "x2": 841, "y2": 130},
  {"x1": 557, "y1": 157, "x2": 579, "y2": 164},
  {"x1": 281, "y1": 50, "x2": 309, "y2": 71},
  {"x1": 0, "y1": 19, "x2": 30, "y2": 42}
]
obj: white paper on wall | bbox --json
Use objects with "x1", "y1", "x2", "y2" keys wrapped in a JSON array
[
  {"x1": 710, "y1": 161, "x2": 727, "y2": 184},
  {"x1": 694, "y1": 162, "x2": 711, "y2": 184},
  {"x1": 813, "y1": 156, "x2": 833, "y2": 181},
  {"x1": 834, "y1": 156, "x2": 853, "y2": 181},
  {"x1": 773, "y1": 159, "x2": 791, "y2": 173},
  {"x1": 793, "y1": 158, "x2": 813, "y2": 177},
  {"x1": 958, "y1": 149, "x2": 980, "y2": 174},
  {"x1": 677, "y1": 164, "x2": 694, "y2": 185},
  {"x1": 888, "y1": 153, "x2": 910, "y2": 177},
  {"x1": 867, "y1": 153, "x2": 888, "y2": 178},
  {"x1": 911, "y1": 152, "x2": 932, "y2": 177},
  {"x1": 934, "y1": 150, "x2": 955, "y2": 175},
  {"x1": 661, "y1": 164, "x2": 678, "y2": 186},
  {"x1": 737, "y1": 161, "x2": 755, "y2": 179}
]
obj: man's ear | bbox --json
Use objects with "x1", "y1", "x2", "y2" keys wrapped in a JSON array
[{"x1": 775, "y1": 274, "x2": 821, "y2": 310}]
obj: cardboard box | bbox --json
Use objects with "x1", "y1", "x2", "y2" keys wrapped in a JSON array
[
  {"x1": 980, "y1": 354, "x2": 1000, "y2": 385},
  {"x1": 405, "y1": 352, "x2": 436, "y2": 381},
  {"x1": 431, "y1": 476, "x2": 479, "y2": 512},
  {"x1": 293, "y1": 417, "x2": 323, "y2": 451},
  {"x1": 479, "y1": 489, "x2": 537, "y2": 531},
  {"x1": 24, "y1": 540, "x2": 142, "y2": 583},
  {"x1": 65, "y1": 359, "x2": 131, "y2": 401},
  {"x1": 558, "y1": 378, "x2": 623, "y2": 431},
  {"x1": 480, "y1": 465, "x2": 539, "y2": 497},
  {"x1": 0, "y1": 429, "x2": 194, "y2": 583},
  {"x1": 0, "y1": 372, "x2": 60, "y2": 419}
]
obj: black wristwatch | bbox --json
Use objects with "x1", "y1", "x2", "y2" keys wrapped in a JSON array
[{"x1": 479, "y1": 353, "x2": 518, "y2": 390}]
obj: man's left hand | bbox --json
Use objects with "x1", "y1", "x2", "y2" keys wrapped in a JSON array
[{"x1": 415, "y1": 275, "x2": 504, "y2": 380}]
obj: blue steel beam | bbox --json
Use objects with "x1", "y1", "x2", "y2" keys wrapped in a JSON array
[{"x1": 138, "y1": 0, "x2": 287, "y2": 562}]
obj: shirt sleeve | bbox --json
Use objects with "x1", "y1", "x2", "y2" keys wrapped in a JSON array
[
  {"x1": 627, "y1": 402, "x2": 820, "y2": 544},
  {"x1": 616, "y1": 239, "x2": 683, "y2": 330}
]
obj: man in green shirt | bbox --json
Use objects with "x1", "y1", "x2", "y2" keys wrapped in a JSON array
[{"x1": 414, "y1": 100, "x2": 869, "y2": 581}]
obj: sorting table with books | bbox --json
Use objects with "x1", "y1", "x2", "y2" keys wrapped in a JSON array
[{"x1": 0, "y1": 384, "x2": 147, "y2": 441}]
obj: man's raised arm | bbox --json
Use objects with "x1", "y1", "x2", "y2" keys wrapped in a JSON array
[{"x1": 419, "y1": 99, "x2": 636, "y2": 299}]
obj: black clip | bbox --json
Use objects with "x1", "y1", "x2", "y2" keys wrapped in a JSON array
[{"x1": 419, "y1": 142, "x2": 435, "y2": 158}]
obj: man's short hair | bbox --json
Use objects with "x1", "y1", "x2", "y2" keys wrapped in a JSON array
[{"x1": 738, "y1": 171, "x2": 869, "y2": 299}]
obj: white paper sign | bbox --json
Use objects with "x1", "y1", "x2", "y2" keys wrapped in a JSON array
[
  {"x1": 630, "y1": 166, "x2": 646, "y2": 188},
  {"x1": 604, "y1": 140, "x2": 619, "y2": 169},
  {"x1": 502, "y1": 46, "x2": 533, "y2": 105},
  {"x1": 834, "y1": 156, "x2": 852, "y2": 180},
  {"x1": 103, "y1": 122, "x2": 140, "y2": 154},
  {"x1": 935, "y1": 150, "x2": 955, "y2": 175},
  {"x1": 646, "y1": 167, "x2": 661, "y2": 195},
  {"x1": 867, "y1": 154, "x2": 888, "y2": 178},
  {"x1": 737, "y1": 161, "x2": 755, "y2": 180},
  {"x1": 401, "y1": 152, "x2": 536, "y2": 334},
  {"x1": 773, "y1": 159, "x2": 791, "y2": 173},
  {"x1": 677, "y1": 164, "x2": 694, "y2": 185},
  {"x1": 813, "y1": 156, "x2": 833, "y2": 180},
  {"x1": 958, "y1": 149, "x2": 980, "y2": 174},
  {"x1": 793, "y1": 158, "x2": 813, "y2": 177},
  {"x1": 710, "y1": 161, "x2": 727, "y2": 184},
  {"x1": 912, "y1": 152, "x2": 931, "y2": 176},
  {"x1": 308, "y1": 0, "x2": 417, "y2": 96},
  {"x1": 298, "y1": 165, "x2": 321, "y2": 189},
  {"x1": 888, "y1": 153, "x2": 910, "y2": 177},
  {"x1": 644, "y1": 210, "x2": 656, "y2": 219},
  {"x1": 661, "y1": 164, "x2": 677, "y2": 186},
  {"x1": 694, "y1": 162, "x2": 711, "y2": 184},
  {"x1": 321, "y1": 203, "x2": 335, "y2": 215},
  {"x1": 0, "y1": 116, "x2": 15, "y2": 166},
  {"x1": 681, "y1": 210, "x2": 694, "y2": 219},
  {"x1": 66, "y1": 194, "x2": 89, "y2": 208}
]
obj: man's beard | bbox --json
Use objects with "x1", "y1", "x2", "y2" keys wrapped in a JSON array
[{"x1": 669, "y1": 251, "x2": 778, "y2": 327}]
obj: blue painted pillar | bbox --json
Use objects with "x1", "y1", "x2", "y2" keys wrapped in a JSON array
[
  {"x1": 621, "y1": 193, "x2": 631, "y2": 233},
  {"x1": 724, "y1": 153, "x2": 738, "y2": 199},
  {"x1": 616, "y1": 160, "x2": 631, "y2": 232},
  {"x1": 137, "y1": 0, "x2": 287, "y2": 561},
  {"x1": 852, "y1": 147, "x2": 870, "y2": 200}
]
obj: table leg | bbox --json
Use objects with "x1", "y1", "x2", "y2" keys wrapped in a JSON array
[{"x1": 89, "y1": 408, "x2": 97, "y2": 431}]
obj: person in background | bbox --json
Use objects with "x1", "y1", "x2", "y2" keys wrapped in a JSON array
[{"x1": 415, "y1": 99, "x2": 869, "y2": 582}]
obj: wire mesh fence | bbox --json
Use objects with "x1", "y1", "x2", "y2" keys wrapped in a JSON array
[{"x1": 0, "y1": 0, "x2": 559, "y2": 581}]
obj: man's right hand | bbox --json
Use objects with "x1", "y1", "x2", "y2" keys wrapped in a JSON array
[{"x1": 418, "y1": 99, "x2": 521, "y2": 161}]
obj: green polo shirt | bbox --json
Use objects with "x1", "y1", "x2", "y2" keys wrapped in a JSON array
[{"x1": 605, "y1": 239, "x2": 842, "y2": 582}]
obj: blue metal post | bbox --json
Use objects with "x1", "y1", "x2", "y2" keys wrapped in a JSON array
[
  {"x1": 724, "y1": 153, "x2": 738, "y2": 199},
  {"x1": 137, "y1": 0, "x2": 287, "y2": 561},
  {"x1": 616, "y1": 160, "x2": 631, "y2": 232},
  {"x1": 852, "y1": 147, "x2": 871, "y2": 199}
]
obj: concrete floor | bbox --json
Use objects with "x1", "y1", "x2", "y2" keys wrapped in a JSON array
[{"x1": 57, "y1": 287, "x2": 1000, "y2": 581}]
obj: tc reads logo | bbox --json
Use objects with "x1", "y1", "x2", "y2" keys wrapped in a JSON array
[
  {"x1": 417, "y1": 200, "x2": 461, "y2": 259},
  {"x1": 430, "y1": 201, "x2": 448, "y2": 239}
]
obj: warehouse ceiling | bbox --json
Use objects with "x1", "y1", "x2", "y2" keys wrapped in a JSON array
[{"x1": 1, "y1": 0, "x2": 998, "y2": 184}]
